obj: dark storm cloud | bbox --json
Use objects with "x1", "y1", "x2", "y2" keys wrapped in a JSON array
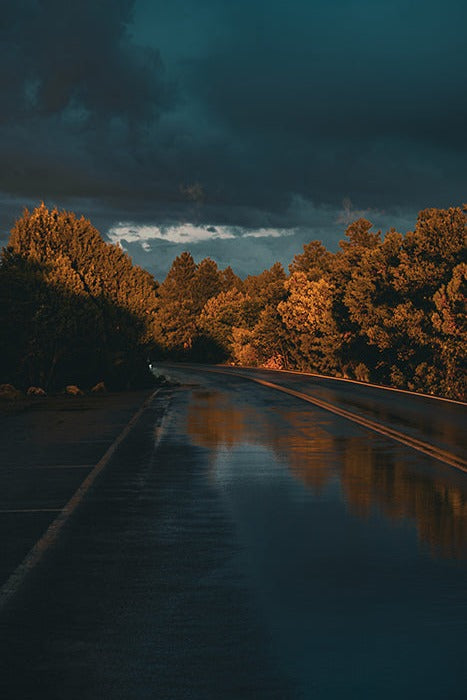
[
  {"x1": 1, "y1": 0, "x2": 466, "y2": 273},
  {"x1": 178, "y1": 0, "x2": 467, "y2": 210},
  {"x1": 0, "y1": 0, "x2": 167, "y2": 123},
  {"x1": 135, "y1": 0, "x2": 467, "y2": 215},
  {"x1": 0, "y1": 0, "x2": 170, "y2": 203}
]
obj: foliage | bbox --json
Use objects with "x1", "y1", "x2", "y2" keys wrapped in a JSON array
[
  {"x1": 1, "y1": 203, "x2": 465, "y2": 400},
  {"x1": 431, "y1": 263, "x2": 467, "y2": 398},
  {"x1": 0, "y1": 204, "x2": 158, "y2": 390}
]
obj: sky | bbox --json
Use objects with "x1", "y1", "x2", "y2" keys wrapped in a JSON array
[{"x1": 1, "y1": 0, "x2": 466, "y2": 279}]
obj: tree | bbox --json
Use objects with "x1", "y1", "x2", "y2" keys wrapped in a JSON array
[
  {"x1": 153, "y1": 252, "x2": 198, "y2": 353},
  {"x1": 243, "y1": 262, "x2": 287, "y2": 307},
  {"x1": 431, "y1": 263, "x2": 467, "y2": 399},
  {"x1": 278, "y1": 274, "x2": 343, "y2": 373},
  {"x1": 289, "y1": 240, "x2": 333, "y2": 281},
  {"x1": 249, "y1": 305, "x2": 291, "y2": 368},
  {"x1": 197, "y1": 288, "x2": 251, "y2": 358},
  {"x1": 392, "y1": 207, "x2": 466, "y2": 303},
  {"x1": 342, "y1": 229, "x2": 404, "y2": 383},
  {"x1": 2, "y1": 204, "x2": 158, "y2": 389},
  {"x1": 192, "y1": 257, "x2": 223, "y2": 313}
]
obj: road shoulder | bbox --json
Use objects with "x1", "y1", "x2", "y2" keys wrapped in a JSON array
[{"x1": 0, "y1": 390, "x2": 153, "y2": 595}]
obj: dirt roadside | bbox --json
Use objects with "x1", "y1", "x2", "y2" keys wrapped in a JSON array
[{"x1": 0, "y1": 390, "x2": 153, "y2": 587}]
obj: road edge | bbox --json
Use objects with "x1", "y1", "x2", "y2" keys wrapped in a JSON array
[
  {"x1": 169, "y1": 365, "x2": 467, "y2": 473},
  {"x1": 0, "y1": 389, "x2": 160, "y2": 614}
]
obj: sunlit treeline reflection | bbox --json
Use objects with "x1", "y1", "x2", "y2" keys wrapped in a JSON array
[
  {"x1": 187, "y1": 391, "x2": 467, "y2": 559},
  {"x1": 335, "y1": 436, "x2": 466, "y2": 559}
]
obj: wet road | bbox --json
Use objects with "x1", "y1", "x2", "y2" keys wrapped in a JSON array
[
  {"x1": 166, "y1": 364, "x2": 467, "y2": 466},
  {"x1": 1, "y1": 370, "x2": 466, "y2": 699}
]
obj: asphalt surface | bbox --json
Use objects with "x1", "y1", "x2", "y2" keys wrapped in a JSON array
[
  {"x1": 0, "y1": 391, "x2": 152, "y2": 588},
  {"x1": 165, "y1": 364, "x2": 467, "y2": 465},
  {"x1": 0, "y1": 370, "x2": 466, "y2": 699}
]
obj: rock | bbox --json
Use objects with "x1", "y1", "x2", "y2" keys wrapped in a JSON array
[
  {"x1": 0, "y1": 383, "x2": 16, "y2": 393},
  {"x1": 27, "y1": 386, "x2": 47, "y2": 397},
  {"x1": 0, "y1": 383, "x2": 23, "y2": 400},
  {"x1": 91, "y1": 381, "x2": 107, "y2": 393},
  {"x1": 65, "y1": 385, "x2": 84, "y2": 396}
]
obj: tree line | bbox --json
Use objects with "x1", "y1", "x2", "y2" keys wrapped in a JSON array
[{"x1": 1, "y1": 203, "x2": 465, "y2": 399}]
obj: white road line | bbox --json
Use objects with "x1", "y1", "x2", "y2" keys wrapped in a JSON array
[{"x1": 0, "y1": 389, "x2": 159, "y2": 613}]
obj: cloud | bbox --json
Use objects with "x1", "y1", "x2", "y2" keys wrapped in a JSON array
[
  {"x1": 107, "y1": 222, "x2": 295, "y2": 245},
  {"x1": 1, "y1": 0, "x2": 169, "y2": 125},
  {"x1": 242, "y1": 228, "x2": 295, "y2": 239},
  {"x1": 1, "y1": 0, "x2": 465, "y2": 270},
  {"x1": 120, "y1": 234, "x2": 303, "y2": 282},
  {"x1": 109, "y1": 222, "x2": 235, "y2": 245},
  {"x1": 106, "y1": 198, "x2": 417, "y2": 281},
  {"x1": 0, "y1": 0, "x2": 170, "y2": 203}
]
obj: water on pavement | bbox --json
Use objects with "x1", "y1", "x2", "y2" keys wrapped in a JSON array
[{"x1": 0, "y1": 377, "x2": 466, "y2": 699}]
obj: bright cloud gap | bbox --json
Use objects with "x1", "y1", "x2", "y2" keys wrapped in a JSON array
[{"x1": 107, "y1": 222, "x2": 296, "y2": 247}]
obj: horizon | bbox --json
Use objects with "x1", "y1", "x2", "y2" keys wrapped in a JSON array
[{"x1": 1, "y1": 199, "x2": 422, "y2": 281}]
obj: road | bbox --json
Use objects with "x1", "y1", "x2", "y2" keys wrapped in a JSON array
[
  {"x1": 163, "y1": 364, "x2": 466, "y2": 469},
  {"x1": 0, "y1": 366, "x2": 466, "y2": 699}
]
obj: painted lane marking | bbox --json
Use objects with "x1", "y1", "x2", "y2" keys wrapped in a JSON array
[
  {"x1": 218, "y1": 364, "x2": 467, "y2": 406},
  {"x1": 242, "y1": 375, "x2": 467, "y2": 472},
  {"x1": 164, "y1": 361, "x2": 466, "y2": 406},
  {"x1": 17, "y1": 464, "x2": 94, "y2": 470},
  {"x1": 182, "y1": 366, "x2": 467, "y2": 473},
  {"x1": 0, "y1": 509, "x2": 62, "y2": 514},
  {"x1": 0, "y1": 389, "x2": 159, "y2": 613}
]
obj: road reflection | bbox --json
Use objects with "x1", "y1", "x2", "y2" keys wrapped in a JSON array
[
  {"x1": 187, "y1": 389, "x2": 467, "y2": 559},
  {"x1": 234, "y1": 368, "x2": 467, "y2": 459}
]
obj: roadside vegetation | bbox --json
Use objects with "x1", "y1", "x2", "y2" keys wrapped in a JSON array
[
  {"x1": 0, "y1": 204, "x2": 158, "y2": 391},
  {"x1": 1, "y1": 203, "x2": 465, "y2": 399}
]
